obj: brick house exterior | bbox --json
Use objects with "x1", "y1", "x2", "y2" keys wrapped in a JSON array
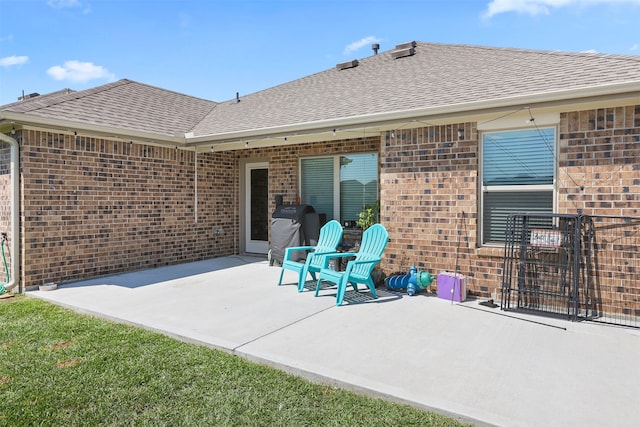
[
  {"x1": 1, "y1": 41, "x2": 639, "y2": 299},
  {"x1": 381, "y1": 107, "x2": 640, "y2": 298},
  {"x1": 1, "y1": 131, "x2": 379, "y2": 289}
]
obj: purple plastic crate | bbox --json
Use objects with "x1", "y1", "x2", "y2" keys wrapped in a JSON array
[{"x1": 437, "y1": 272, "x2": 466, "y2": 302}]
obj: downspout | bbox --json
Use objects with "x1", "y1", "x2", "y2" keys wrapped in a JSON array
[
  {"x1": 194, "y1": 149, "x2": 198, "y2": 223},
  {"x1": 0, "y1": 132, "x2": 20, "y2": 293}
]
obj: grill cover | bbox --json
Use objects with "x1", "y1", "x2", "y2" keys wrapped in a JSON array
[{"x1": 271, "y1": 204, "x2": 317, "y2": 264}]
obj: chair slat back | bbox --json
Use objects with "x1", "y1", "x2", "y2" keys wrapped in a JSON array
[
  {"x1": 308, "y1": 220, "x2": 343, "y2": 269},
  {"x1": 350, "y1": 224, "x2": 388, "y2": 278}
]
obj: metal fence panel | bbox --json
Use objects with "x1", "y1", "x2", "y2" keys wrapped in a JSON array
[
  {"x1": 501, "y1": 213, "x2": 582, "y2": 320},
  {"x1": 581, "y1": 216, "x2": 640, "y2": 328},
  {"x1": 501, "y1": 213, "x2": 640, "y2": 329}
]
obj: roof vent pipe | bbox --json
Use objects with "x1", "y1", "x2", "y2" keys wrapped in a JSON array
[
  {"x1": 236, "y1": 92, "x2": 240, "y2": 103},
  {"x1": 372, "y1": 43, "x2": 380, "y2": 54}
]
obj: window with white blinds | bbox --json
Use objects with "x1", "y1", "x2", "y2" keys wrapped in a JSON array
[
  {"x1": 481, "y1": 128, "x2": 555, "y2": 244},
  {"x1": 300, "y1": 157, "x2": 334, "y2": 219},
  {"x1": 300, "y1": 153, "x2": 378, "y2": 222}
]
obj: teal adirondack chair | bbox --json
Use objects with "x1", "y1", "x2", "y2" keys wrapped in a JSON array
[
  {"x1": 315, "y1": 223, "x2": 389, "y2": 306},
  {"x1": 277, "y1": 220, "x2": 343, "y2": 292}
]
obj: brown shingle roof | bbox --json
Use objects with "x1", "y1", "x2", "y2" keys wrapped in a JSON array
[
  {"x1": 2, "y1": 79, "x2": 216, "y2": 137},
  {"x1": 3, "y1": 42, "x2": 639, "y2": 140},
  {"x1": 190, "y1": 42, "x2": 640, "y2": 137}
]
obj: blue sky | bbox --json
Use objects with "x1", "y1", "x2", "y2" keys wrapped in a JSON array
[{"x1": 1, "y1": 0, "x2": 639, "y2": 106}]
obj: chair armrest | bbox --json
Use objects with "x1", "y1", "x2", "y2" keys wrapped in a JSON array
[
  {"x1": 283, "y1": 246, "x2": 315, "y2": 261},
  {"x1": 319, "y1": 252, "x2": 357, "y2": 268}
]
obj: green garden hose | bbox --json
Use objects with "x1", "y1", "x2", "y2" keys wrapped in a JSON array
[{"x1": 0, "y1": 235, "x2": 8, "y2": 295}]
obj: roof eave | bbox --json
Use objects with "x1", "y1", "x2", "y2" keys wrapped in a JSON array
[
  {"x1": 0, "y1": 111, "x2": 187, "y2": 146},
  {"x1": 186, "y1": 80, "x2": 640, "y2": 149}
]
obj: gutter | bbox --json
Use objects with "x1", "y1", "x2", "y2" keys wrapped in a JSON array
[
  {"x1": 186, "y1": 80, "x2": 640, "y2": 147},
  {"x1": 0, "y1": 133, "x2": 20, "y2": 293}
]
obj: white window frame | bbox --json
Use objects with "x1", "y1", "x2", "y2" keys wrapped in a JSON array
[
  {"x1": 479, "y1": 127, "x2": 558, "y2": 246},
  {"x1": 299, "y1": 152, "x2": 378, "y2": 222}
]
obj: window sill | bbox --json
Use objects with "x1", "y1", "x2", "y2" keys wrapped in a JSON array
[{"x1": 475, "y1": 245, "x2": 504, "y2": 258}]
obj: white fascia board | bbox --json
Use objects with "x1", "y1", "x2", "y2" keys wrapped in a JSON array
[
  {"x1": 0, "y1": 111, "x2": 186, "y2": 145},
  {"x1": 186, "y1": 81, "x2": 640, "y2": 147}
]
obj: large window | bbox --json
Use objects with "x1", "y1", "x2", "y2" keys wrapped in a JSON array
[
  {"x1": 481, "y1": 128, "x2": 555, "y2": 244},
  {"x1": 300, "y1": 153, "x2": 378, "y2": 223}
]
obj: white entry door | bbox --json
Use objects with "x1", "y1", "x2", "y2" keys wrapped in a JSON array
[{"x1": 245, "y1": 162, "x2": 269, "y2": 254}]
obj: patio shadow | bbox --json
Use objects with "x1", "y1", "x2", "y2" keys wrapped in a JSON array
[
  {"x1": 59, "y1": 255, "x2": 267, "y2": 289},
  {"x1": 306, "y1": 280, "x2": 402, "y2": 305}
]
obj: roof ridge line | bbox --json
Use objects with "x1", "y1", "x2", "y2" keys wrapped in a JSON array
[
  {"x1": 14, "y1": 79, "x2": 132, "y2": 112},
  {"x1": 415, "y1": 41, "x2": 640, "y2": 62}
]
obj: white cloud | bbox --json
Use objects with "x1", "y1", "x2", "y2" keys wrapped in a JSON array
[
  {"x1": 581, "y1": 49, "x2": 598, "y2": 53},
  {"x1": 47, "y1": 60, "x2": 115, "y2": 83},
  {"x1": 482, "y1": 0, "x2": 640, "y2": 18},
  {"x1": 47, "y1": 0, "x2": 91, "y2": 14},
  {"x1": 631, "y1": 44, "x2": 639, "y2": 51},
  {"x1": 0, "y1": 55, "x2": 29, "y2": 67},
  {"x1": 344, "y1": 36, "x2": 382, "y2": 55},
  {"x1": 47, "y1": 0, "x2": 81, "y2": 8}
]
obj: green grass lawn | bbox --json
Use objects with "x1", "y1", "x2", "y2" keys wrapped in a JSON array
[{"x1": 0, "y1": 296, "x2": 466, "y2": 426}]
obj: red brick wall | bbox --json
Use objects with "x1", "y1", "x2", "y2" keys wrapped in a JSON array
[
  {"x1": 18, "y1": 131, "x2": 378, "y2": 288},
  {"x1": 379, "y1": 123, "x2": 486, "y2": 291},
  {"x1": 559, "y1": 105, "x2": 640, "y2": 216},
  {"x1": 20, "y1": 130, "x2": 237, "y2": 288}
]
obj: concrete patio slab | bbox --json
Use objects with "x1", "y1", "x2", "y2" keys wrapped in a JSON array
[{"x1": 30, "y1": 256, "x2": 640, "y2": 427}]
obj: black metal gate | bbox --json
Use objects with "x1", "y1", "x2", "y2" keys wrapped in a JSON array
[{"x1": 501, "y1": 213, "x2": 640, "y2": 328}]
